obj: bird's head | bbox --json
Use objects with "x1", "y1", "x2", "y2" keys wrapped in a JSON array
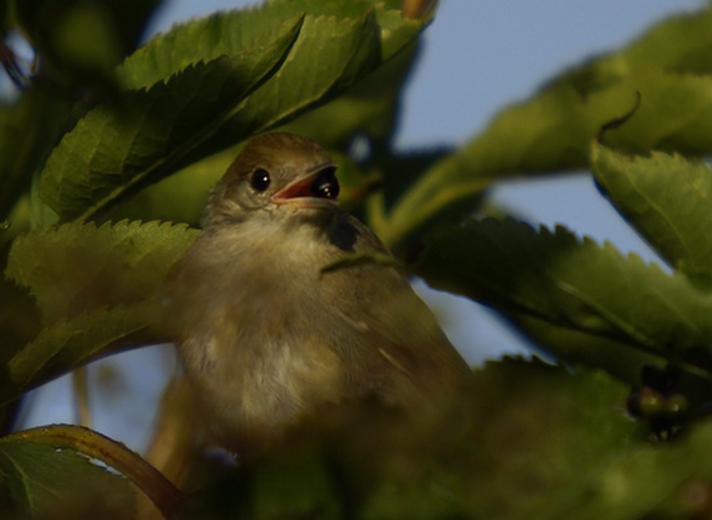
[{"x1": 203, "y1": 132, "x2": 340, "y2": 227}]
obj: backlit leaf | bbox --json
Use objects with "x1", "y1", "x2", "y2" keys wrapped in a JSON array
[
  {"x1": 6, "y1": 220, "x2": 198, "y2": 322},
  {"x1": 594, "y1": 144, "x2": 712, "y2": 289},
  {"x1": 38, "y1": 19, "x2": 302, "y2": 222},
  {"x1": 375, "y1": 8, "x2": 712, "y2": 247},
  {"x1": 39, "y1": 1, "x2": 428, "y2": 223}
]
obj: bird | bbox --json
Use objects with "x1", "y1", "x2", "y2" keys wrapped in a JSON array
[{"x1": 163, "y1": 132, "x2": 469, "y2": 454}]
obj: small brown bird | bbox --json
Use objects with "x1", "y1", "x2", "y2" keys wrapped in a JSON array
[{"x1": 165, "y1": 132, "x2": 468, "y2": 453}]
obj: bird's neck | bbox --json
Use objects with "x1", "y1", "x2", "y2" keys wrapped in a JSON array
[{"x1": 203, "y1": 211, "x2": 340, "y2": 264}]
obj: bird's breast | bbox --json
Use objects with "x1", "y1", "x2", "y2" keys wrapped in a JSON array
[{"x1": 175, "y1": 224, "x2": 348, "y2": 447}]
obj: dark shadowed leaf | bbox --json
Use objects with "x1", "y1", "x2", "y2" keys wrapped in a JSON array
[
  {"x1": 561, "y1": 420, "x2": 712, "y2": 519},
  {"x1": 15, "y1": 0, "x2": 163, "y2": 89},
  {"x1": 363, "y1": 359, "x2": 639, "y2": 519},
  {"x1": 190, "y1": 359, "x2": 712, "y2": 519},
  {"x1": 0, "y1": 90, "x2": 72, "y2": 221},
  {"x1": 196, "y1": 359, "x2": 638, "y2": 519},
  {"x1": 417, "y1": 218, "x2": 712, "y2": 375},
  {"x1": 0, "y1": 2, "x2": 8, "y2": 32},
  {"x1": 504, "y1": 312, "x2": 666, "y2": 385},
  {"x1": 0, "y1": 278, "x2": 39, "y2": 367}
]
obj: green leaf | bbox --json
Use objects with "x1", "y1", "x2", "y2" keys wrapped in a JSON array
[
  {"x1": 363, "y1": 359, "x2": 638, "y2": 519},
  {"x1": 593, "y1": 144, "x2": 712, "y2": 290},
  {"x1": 38, "y1": 19, "x2": 302, "y2": 223},
  {"x1": 280, "y1": 40, "x2": 420, "y2": 152},
  {"x1": 0, "y1": 278, "x2": 39, "y2": 366},
  {"x1": 6, "y1": 220, "x2": 198, "y2": 322},
  {"x1": 561, "y1": 419, "x2": 712, "y2": 519},
  {"x1": 216, "y1": 11, "x2": 381, "y2": 147},
  {"x1": 552, "y1": 8, "x2": 712, "y2": 87},
  {"x1": 117, "y1": 0, "x2": 423, "y2": 90},
  {"x1": 381, "y1": 70, "x2": 712, "y2": 247},
  {"x1": 0, "y1": 435, "x2": 136, "y2": 518},
  {"x1": 374, "y1": 8, "x2": 712, "y2": 247},
  {"x1": 1, "y1": 303, "x2": 154, "y2": 404},
  {"x1": 505, "y1": 312, "x2": 666, "y2": 385},
  {"x1": 250, "y1": 450, "x2": 343, "y2": 519},
  {"x1": 3, "y1": 219, "x2": 197, "y2": 399},
  {"x1": 39, "y1": 1, "x2": 428, "y2": 223},
  {"x1": 1, "y1": 195, "x2": 30, "y2": 247},
  {"x1": 417, "y1": 218, "x2": 712, "y2": 375}
]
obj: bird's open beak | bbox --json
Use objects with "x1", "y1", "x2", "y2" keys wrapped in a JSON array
[{"x1": 272, "y1": 165, "x2": 340, "y2": 207}]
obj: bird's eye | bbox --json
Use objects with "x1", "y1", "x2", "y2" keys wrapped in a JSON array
[
  {"x1": 250, "y1": 168, "x2": 271, "y2": 192},
  {"x1": 311, "y1": 167, "x2": 339, "y2": 200}
]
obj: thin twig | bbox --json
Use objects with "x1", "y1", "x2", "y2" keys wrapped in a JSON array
[
  {"x1": 597, "y1": 91, "x2": 642, "y2": 143},
  {"x1": 321, "y1": 252, "x2": 402, "y2": 275},
  {"x1": 0, "y1": 40, "x2": 29, "y2": 89},
  {"x1": 72, "y1": 367, "x2": 92, "y2": 428},
  {"x1": 144, "y1": 375, "x2": 199, "y2": 487},
  {"x1": 402, "y1": 0, "x2": 437, "y2": 19}
]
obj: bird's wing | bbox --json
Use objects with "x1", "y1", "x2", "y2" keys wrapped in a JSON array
[{"x1": 318, "y1": 216, "x2": 469, "y2": 404}]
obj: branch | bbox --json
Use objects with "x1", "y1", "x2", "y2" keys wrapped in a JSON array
[{"x1": 402, "y1": 0, "x2": 437, "y2": 19}]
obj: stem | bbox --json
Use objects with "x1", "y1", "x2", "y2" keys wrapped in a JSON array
[
  {"x1": 1, "y1": 424, "x2": 185, "y2": 518},
  {"x1": 366, "y1": 191, "x2": 389, "y2": 242},
  {"x1": 401, "y1": 0, "x2": 437, "y2": 19},
  {"x1": 144, "y1": 376, "x2": 198, "y2": 488},
  {"x1": 0, "y1": 40, "x2": 28, "y2": 89},
  {"x1": 72, "y1": 367, "x2": 92, "y2": 428}
]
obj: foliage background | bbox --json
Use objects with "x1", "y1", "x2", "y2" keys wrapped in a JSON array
[
  {"x1": 3, "y1": 0, "x2": 712, "y2": 518},
  {"x1": 10, "y1": 0, "x2": 701, "y2": 451}
]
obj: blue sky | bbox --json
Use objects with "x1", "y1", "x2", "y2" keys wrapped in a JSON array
[{"x1": 20, "y1": 0, "x2": 705, "y2": 449}]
